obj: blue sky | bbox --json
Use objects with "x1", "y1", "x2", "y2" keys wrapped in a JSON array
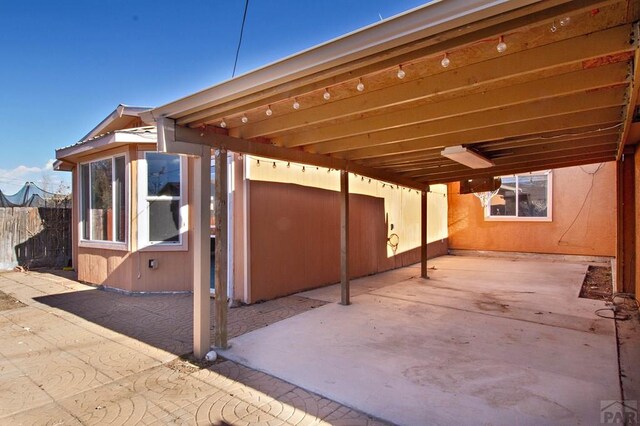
[{"x1": 0, "y1": 0, "x2": 428, "y2": 194}]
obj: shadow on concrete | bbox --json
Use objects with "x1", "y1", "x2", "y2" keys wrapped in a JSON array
[{"x1": 34, "y1": 288, "x2": 326, "y2": 357}]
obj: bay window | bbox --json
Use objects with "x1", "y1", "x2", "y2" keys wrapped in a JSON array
[
  {"x1": 138, "y1": 152, "x2": 188, "y2": 248},
  {"x1": 80, "y1": 155, "x2": 126, "y2": 243}
]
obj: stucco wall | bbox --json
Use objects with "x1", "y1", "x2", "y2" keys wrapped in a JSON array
[{"x1": 447, "y1": 163, "x2": 616, "y2": 257}]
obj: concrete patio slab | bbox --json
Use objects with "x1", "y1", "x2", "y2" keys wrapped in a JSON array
[
  {"x1": 0, "y1": 269, "x2": 384, "y2": 425},
  {"x1": 220, "y1": 255, "x2": 620, "y2": 426}
]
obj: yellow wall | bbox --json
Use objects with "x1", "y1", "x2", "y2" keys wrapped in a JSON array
[{"x1": 247, "y1": 156, "x2": 448, "y2": 257}]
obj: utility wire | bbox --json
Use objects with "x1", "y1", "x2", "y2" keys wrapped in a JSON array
[{"x1": 232, "y1": 0, "x2": 250, "y2": 78}]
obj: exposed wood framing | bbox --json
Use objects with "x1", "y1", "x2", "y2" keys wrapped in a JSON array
[
  {"x1": 421, "y1": 190, "x2": 428, "y2": 279},
  {"x1": 214, "y1": 149, "x2": 229, "y2": 349},
  {"x1": 617, "y1": 24, "x2": 640, "y2": 159},
  {"x1": 172, "y1": 123, "x2": 427, "y2": 190},
  {"x1": 340, "y1": 170, "x2": 350, "y2": 305}
]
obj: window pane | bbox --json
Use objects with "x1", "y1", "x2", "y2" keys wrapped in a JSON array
[
  {"x1": 517, "y1": 174, "x2": 548, "y2": 217},
  {"x1": 147, "y1": 153, "x2": 180, "y2": 196},
  {"x1": 490, "y1": 176, "x2": 516, "y2": 216},
  {"x1": 114, "y1": 156, "x2": 126, "y2": 242},
  {"x1": 149, "y1": 199, "x2": 180, "y2": 242},
  {"x1": 90, "y1": 159, "x2": 112, "y2": 240},
  {"x1": 81, "y1": 164, "x2": 90, "y2": 239}
]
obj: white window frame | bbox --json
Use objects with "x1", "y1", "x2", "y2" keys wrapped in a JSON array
[
  {"x1": 137, "y1": 152, "x2": 189, "y2": 251},
  {"x1": 484, "y1": 170, "x2": 553, "y2": 222},
  {"x1": 78, "y1": 153, "x2": 129, "y2": 251}
]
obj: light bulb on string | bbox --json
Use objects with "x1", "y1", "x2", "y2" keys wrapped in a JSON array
[
  {"x1": 220, "y1": 119, "x2": 227, "y2": 128},
  {"x1": 550, "y1": 22, "x2": 558, "y2": 32},
  {"x1": 441, "y1": 53, "x2": 450, "y2": 68},
  {"x1": 496, "y1": 36, "x2": 507, "y2": 53},
  {"x1": 323, "y1": 89, "x2": 331, "y2": 100},
  {"x1": 560, "y1": 16, "x2": 570, "y2": 26},
  {"x1": 272, "y1": 162, "x2": 276, "y2": 169},
  {"x1": 302, "y1": 166, "x2": 306, "y2": 173},
  {"x1": 286, "y1": 162, "x2": 290, "y2": 168},
  {"x1": 256, "y1": 159, "x2": 260, "y2": 167},
  {"x1": 356, "y1": 78, "x2": 365, "y2": 92},
  {"x1": 396, "y1": 65, "x2": 405, "y2": 79},
  {"x1": 293, "y1": 98, "x2": 300, "y2": 110},
  {"x1": 265, "y1": 106, "x2": 273, "y2": 116},
  {"x1": 241, "y1": 115, "x2": 248, "y2": 124}
]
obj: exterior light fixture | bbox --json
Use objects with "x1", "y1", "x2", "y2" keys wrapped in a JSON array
[{"x1": 441, "y1": 145, "x2": 494, "y2": 169}]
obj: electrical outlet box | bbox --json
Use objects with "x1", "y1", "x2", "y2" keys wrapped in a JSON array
[{"x1": 148, "y1": 259, "x2": 158, "y2": 269}]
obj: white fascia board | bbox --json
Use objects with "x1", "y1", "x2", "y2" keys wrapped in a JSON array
[
  {"x1": 56, "y1": 130, "x2": 157, "y2": 160},
  {"x1": 151, "y1": 0, "x2": 542, "y2": 120}
]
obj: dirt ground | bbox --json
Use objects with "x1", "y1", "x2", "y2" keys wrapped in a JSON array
[
  {"x1": 579, "y1": 265, "x2": 612, "y2": 301},
  {"x1": 0, "y1": 290, "x2": 25, "y2": 311}
]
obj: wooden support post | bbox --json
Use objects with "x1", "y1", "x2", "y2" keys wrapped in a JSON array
[
  {"x1": 193, "y1": 152, "x2": 211, "y2": 359},
  {"x1": 616, "y1": 150, "x2": 636, "y2": 294},
  {"x1": 421, "y1": 189, "x2": 429, "y2": 279},
  {"x1": 340, "y1": 170, "x2": 350, "y2": 305},
  {"x1": 214, "y1": 149, "x2": 229, "y2": 349}
]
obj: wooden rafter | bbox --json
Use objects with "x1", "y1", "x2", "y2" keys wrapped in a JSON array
[{"x1": 617, "y1": 23, "x2": 640, "y2": 159}]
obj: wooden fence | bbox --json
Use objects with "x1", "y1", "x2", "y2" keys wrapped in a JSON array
[{"x1": 0, "y1": 207, "x2": 71, "y2": 270}]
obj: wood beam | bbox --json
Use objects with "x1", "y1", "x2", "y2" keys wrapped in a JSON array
[
  {"x1": 173, "y1": 123, "x2": 427, "y2": 190},
  {"x1": 617, "y1": 28, "x2": 640, "y2": 159},
  {"x1": 341, "y1": 107, "x2": 622, "y2": 160},
  {"x1": 340, "y1": 170, "x2": 350, "y2": 305},
  {"x1": 421, "y1": 190, "x2": 428, "y2": 279},
  {"x1": 193, "y1": 152, "x2": 212, "y2": 359},
  {"x1": 274, "y1": 63, "x2": 629, "y2": 148},
  {"x1": 394, "y1": 135, "x2": 618, "y2": 178},
  {"x1": 307, "y1": 87, "x2": 625, "y2": 155},
  {"x1": 424, "y1": 152, "x2": 617, "y2": 184},
  {"x1": 616, "y1": 150, "x2": 637, "y2": 293},
  {"x1": 213, "y1": 149, "x2": 229, "y2": 349},
  {"x1": 360, "y1": 126, "x2": 621, "y2": 168},
  {"x1": 178, "y1": 0, "x2": 621, "y2": 129},
  {"x1": 231, "y1": 24, "x2": 632, "y2": 139},
  {"x1": 405, "y1": 144, "x2": 618, "y2": 178}
]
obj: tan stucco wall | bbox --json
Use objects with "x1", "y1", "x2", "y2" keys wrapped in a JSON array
[{"x1": 448, "y1": 163, "x2": 616, "y2": 257}]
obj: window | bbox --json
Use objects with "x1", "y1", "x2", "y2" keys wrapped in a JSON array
[
  {"x1": 138, "y1": 152, "x2": 188, "y2": 248},
  {"x1": 486, "y1": 171, "x2": 552, "y2": 221},
  {"x1": 80, "y1": 155, "x2": 126, "y2": 243}
]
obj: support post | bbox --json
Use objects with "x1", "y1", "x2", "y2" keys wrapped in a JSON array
[
  {"x1": 193, "y1": 151, "x2": 212, "y2": 359},
  {"x1": 214, "y1": 149, "x2": 229, "y2": 349},
  {"x1": 340, "y1": 170, "x2": 350, "y2": 305},
  {"x1": 421, "y1": 189, "x2": 429, "y2": 279},
  {"x1": 616, "y1": 150, "x2": 636, "y2": 294}
]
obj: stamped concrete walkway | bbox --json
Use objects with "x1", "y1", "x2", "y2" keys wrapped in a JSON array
[{"x1": 0, "y1": 270, "x2": 385, "y2": 425}]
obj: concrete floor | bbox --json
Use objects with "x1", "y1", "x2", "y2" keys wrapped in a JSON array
[{"x1": 220, "y1": 255, "x2": 620, "y2": 426}]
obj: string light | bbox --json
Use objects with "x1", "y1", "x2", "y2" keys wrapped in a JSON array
[
  {"x1": 396, "y1": 65, "x2": 405, "y2": 79},
  {"x1": 287, "y1": 162, "x2": 290, "y2": 168},
  {"x1": 256, "y1": 159, "x2": 260, "y2": 167},
  {"x1": 241, "y1": 114, "x2": 248, "y2": 124},
  {"x1": 560, "y1": 16, "x2": 570, "y2": 26},
  {"x1": 302, "y1": 166, "x2": 306, "y2": 172},
  {"x1": 323, "y1": 89, "x2": 331, "y2": 100},
  {"x1": 356, "y1": 78, "x2": 365, "y2": 92},
  {"x1": 220, "y1": 119, "x2": 227, "y2": 128},
  {"x1": 496, "y1": 36, "x2": 507, "y2": 53},
  {"x1": 550, "y1": 22, "x2": 558, "y2": 32},
  {"x1": 272, "y1": 161, "x2": 276, "y2": 169},
  {"x1": 441, "y1": 53, "x2": 450, "y2": 68},
  {"x1": 266, "y1": 106, "x2": 273, "y2": 116},
  {"x1": 293, "y1": 98, "x2": 300, "y2": 110}
]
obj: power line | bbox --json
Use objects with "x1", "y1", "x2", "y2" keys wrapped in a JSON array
[{"x1": 232, "y1": 0, "x2": 250, "y2": 78}]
